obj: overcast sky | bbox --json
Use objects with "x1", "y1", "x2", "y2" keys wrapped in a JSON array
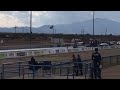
[{"x1": 0, "y1": 11, "x2": 120, "y2": 27}]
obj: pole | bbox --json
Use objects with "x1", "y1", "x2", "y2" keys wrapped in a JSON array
[
  {"x1": 53, "y1": 25, "x2": 54, "y2": 45},
  {"x1": 30, "y1": 11, "x2": 32, "y2": 49},
  {"x1": 92, "y1": 11, "x2": 95, "y2": 54},
  {"x1": 93, "y1": 11, "x2": 95, "y2": 41},
  {"x1": 105, "y1": 27, "x2": 107, "y2": 42},
  {"x1": 15, "y1": 26, "x2": 17, "y2": 34}
]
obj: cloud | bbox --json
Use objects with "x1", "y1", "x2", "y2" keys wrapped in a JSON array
[
  {"x1": 32, "y1": 11, "x2": 48, "y2": 16},
  {"x1": 1, "y1": 11, "x2": 120, "y2": 27},
  {"x1": 0, "y1": 13, "x2": 24, "y2": 27}
]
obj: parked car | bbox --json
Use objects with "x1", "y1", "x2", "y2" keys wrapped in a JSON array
[
  {"x1": 117, "y1": 41, "x2": 120, "y2": 45},
  {"x1": 99, "y1": 43, "x2": 109, "y2": 46}
]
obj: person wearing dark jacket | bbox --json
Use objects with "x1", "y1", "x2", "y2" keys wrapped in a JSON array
[
  {"x1": 91, "y1": 48, "x2": 102, "y2": 79},
  {"x1": 77, "y1": 55, "x2": 83, "y2": 75},
  {"x1": 72, "y1": 55, "x2": 79, "y2": 76},
  {"x1": 28, "y1": 57, "x2": 39, "y2": 72}
]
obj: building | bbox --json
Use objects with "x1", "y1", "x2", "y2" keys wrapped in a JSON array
[{"x1": 50, "y1": 38, "x2": 64, "y2": 44}]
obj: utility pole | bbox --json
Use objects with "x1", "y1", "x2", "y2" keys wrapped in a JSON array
[
  {"x1": 30, "y1": 11, "x2": 32, "y2": 49},
  {"x1": 81, "y1": 27, "x2": 85, "y2": 42},
  {"x1": 50, "y1": 25, "x2": 55, "y2": 44},
  {"x1": 105, "y1": 27, "x2": 107, "y2": 42},
  {"x1": 92, "y1": 11, "x2": 95, "y2": 54},
  {"x1": 15, "y1": 26, "x2": 17, "y2": 34},
  {"x1": 93, "y1": 11, "x2": 95, "y2": 42},
  {"x1": 105, "y1": 27, "x2": 107, "y2": 36}
]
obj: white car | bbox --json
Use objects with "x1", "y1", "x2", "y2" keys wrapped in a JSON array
[
  {"x1": 117, "y1": 41, "x2": 120, "y2": 45},
  {"x1": 99, "y1": 43, "x2": 109, "y2": 46}
]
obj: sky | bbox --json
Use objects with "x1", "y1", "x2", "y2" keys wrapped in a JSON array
[{"x1": 0, "y1": 11, "x2": 120, "y2": 27}]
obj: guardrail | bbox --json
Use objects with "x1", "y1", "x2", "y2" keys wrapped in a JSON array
[
  {"x1": 0, "y1": 60, "x2": 91, "y2": 79},
  {"x1": 0, "y1": 45, "x2": 120, "y2": 60}
]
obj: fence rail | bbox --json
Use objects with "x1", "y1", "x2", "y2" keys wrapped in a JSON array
[{"x1": 0, "y1": 55, "x2": 120, "y2": 79}]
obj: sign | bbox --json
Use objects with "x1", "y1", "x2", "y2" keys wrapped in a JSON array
[
  {"x1": 16, "y1": 52, "x2": 26, "y2": 56},
  {"x1": 68, "y1": 49, "x2": 73, "y2": 52},
  {"x1": 56, "y1": 50, "x2": 59, "y2": 53},
  {"x1": 33, "y1": 50, "x2": 44, "y2": 56},
  {"x1": 27, "y1": 51, "x2": 33, "y2": 56},
  {"x1": 8, "y1": 52, "x2": 14, "y2": 57},
  {"x1": 0, "y1": 53, "x2": 7, "y2": 59},
  {"x1": 39, "y1": 50, "x2": 44, "y2": 55}
]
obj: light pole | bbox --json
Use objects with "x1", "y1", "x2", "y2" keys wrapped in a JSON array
[
  {"x1": 50, "y1": 25, "x2": 55, "y2": 44},
  {"x1": 30, "y1": 11, "x2": 32, "y2": 49},
  {"x1": 93, "y1": 11, "x2": 95, "y2": 42},
  {"x1": 92, "y1": 11, "x2": 95, "y2": 54},
  {"x1": 15, "y1": 26, "x2": 17, "y2": 34}
]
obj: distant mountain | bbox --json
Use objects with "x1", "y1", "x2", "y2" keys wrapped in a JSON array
[
  {"x1": 0, "y1": 18, "x2": 120, "y2": 35},
  {"x1": 37, "y1": 18, "x2": 120, "y2": 35}
]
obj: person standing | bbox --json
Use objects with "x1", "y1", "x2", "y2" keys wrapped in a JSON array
[
  {"x1": 72, "y1": 55, "x2": 78, "y2": 76},
  {"x1": 77, "y1": 55, "x2": 83, "y2": 75},
  {"x1": 91, "y1": 48, "x2": 102, "y2": 79}
]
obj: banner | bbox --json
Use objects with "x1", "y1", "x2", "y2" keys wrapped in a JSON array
[
  {"x1": 0, "y1": 53, "x2": 7, "y2": 59},
  {"x1": 16, "y1": 52, "x2": 26, "y2": 56},
  {"x1": 8, "y1": 52, "x2": 15, "y2": 57},
  {"x1": 27, "y1": 51, "x2": 33, "y2": 56},
  {"x1": 33, "y1": 50, "x2": 44, "y2": 56}
]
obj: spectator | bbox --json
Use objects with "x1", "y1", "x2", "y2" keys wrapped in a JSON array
[
  {"x1": 28, "y1": 57, "x2": 39, "y2": 72},
  {"x1": 72, "y1": 55, "x2": 78, "y2": 76},
  {"x1": 91, "y1": 48, "x2": 102, "y2": 79},
  {"x1": 77, "y1": 55, "x2": 83, "y2": 75}
]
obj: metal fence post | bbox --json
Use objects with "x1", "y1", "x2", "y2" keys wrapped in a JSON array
[
  {"x1": 85, "y1": 63, "x2": 87, "y2": 79},
  {"x1": 2, "y1": 64, "x2": 5, "y2": 79},
  {"x1": 88, "y1": 63, "x2": 92, "y2": 79},
  {"x1": 118, "y1": 55, "x2": 120, "y2": 64},
  {"x1": 18, "y1": 62, "x2": 21, "y2": 77},
  {"x1": 1, "y1": 72, "x2": 2, "y2": 79},
  {"x1": 60, "y1": 62, "x2": 62, "y2": 76},
  {"x1": 22, "y1": 67, "x2": 25, "y2": 79},
  {"x1": 117, "y1": 55, "x2": 119, "y2": 64},
  {"x1": 109, "y1": 56, "x2": 112, "y2": 65},
  {"x1": 33, "y1": 65, "x2": 35, "y2": 79},
  {"x1": 67, "y1": 67, "x2": 69, "y2": 79},
  {"x1": 72, "y1": 66, "x2": 74, "y2": 79},
  {"x1": 101, "y1": 58, "x2": 103, "y2": 66}
]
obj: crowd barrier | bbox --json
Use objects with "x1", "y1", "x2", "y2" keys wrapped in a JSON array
[{"x1": 1, "y1": 54, "x2": 120, "y2": 79}]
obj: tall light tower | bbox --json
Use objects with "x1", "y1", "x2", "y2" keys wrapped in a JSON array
[
  {"x1": 50, "y1": 25, "x2": 55, "y2": 43},
  {"x1": 91, "y1": 11, "x2": 95, "y2": 54},
  {"x1": 93, "y1": 11, "x2": 95, "y2": 42},
  {"x1": 15, "y1": 26, "x2": 17, "y2": 34},
  {"x1": 30, "y1": 11, "x2": 32, "y2": 49}
]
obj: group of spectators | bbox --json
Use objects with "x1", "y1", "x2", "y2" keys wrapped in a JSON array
[{"x1": 28, "y1": 48, "x2": 102, "y2": 79}]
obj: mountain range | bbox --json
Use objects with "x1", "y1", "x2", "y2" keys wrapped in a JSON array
[{"x1": 0, "y1": 18, "x2": 120, "y2": 35}]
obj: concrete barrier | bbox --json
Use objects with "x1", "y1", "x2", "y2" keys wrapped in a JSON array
[{"x1": 0, "y1": 45, "x2": 119, "y2": 60}]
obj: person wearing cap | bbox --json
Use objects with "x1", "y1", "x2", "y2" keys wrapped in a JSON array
[{"x1": 91, "y1": 48, "x2": 102, "y2": 79}]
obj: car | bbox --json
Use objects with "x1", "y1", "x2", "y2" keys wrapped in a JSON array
[
  {"x1": 77, "y1": 42, "x2": 84, "y2": 46},
  {"x1": 99, "y1": 43, "x2": 109, "y2": 46},
  {"x1": 117, "y1": 41, "x2": 120, "y2": 45}
]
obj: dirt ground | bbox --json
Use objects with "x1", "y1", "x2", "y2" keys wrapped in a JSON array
[
  {"x1": 102, "y1": 65, "x2": 120, "y2": 79},
  {"x1": 0, "y1": 48, "x2": 120, "y2": 64}
]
